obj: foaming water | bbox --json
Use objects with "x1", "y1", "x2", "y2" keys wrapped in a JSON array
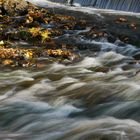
[
  {"x1": 0, "y1": 45, "x2": 140, "y2": 139},
  {"x1": 0, "y1": 44, "x2": 140, "y2": 138},
  {"x1": 1, "y1": 1, "x2": 140, "y2": 139}
]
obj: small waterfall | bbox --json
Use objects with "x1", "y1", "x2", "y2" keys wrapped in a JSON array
[{"x1": 48, "y1": 0, "x2": 140, "y2": 12}]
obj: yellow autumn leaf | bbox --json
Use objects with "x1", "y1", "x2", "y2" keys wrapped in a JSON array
[
  {"x1": 28, "y1": 27, "x2": 41, "y2": 37},
  {"x1": 2, "y1": 59, "x2": 14, "y2": 65},
  {"x1": 24, "y1": 51, "x2": 34, "y2": 60},
  {"x1": 26, "y1": 16, "x2": 33, "y2": 24},
  {"x1": 43, "y1": 18, "x2": 49, "y2": 24},
  {"x1": 41, "y1": 30, "x2": 51, "y2": 42}
]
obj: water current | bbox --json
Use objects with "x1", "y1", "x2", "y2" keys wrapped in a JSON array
[{"x1": 0, "y1": 1, "x2": 140, "y2": 140}]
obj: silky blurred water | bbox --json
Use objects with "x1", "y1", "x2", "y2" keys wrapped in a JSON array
[
  {"x1": 1, "y1": 1, "x2": 140, "y2": 139},
  {"x1": 0, "y1": 37, "x2": 140, "y2": 139}
]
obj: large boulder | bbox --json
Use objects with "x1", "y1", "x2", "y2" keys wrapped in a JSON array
[{"x1": 0, "y1": 0, "x2": 28, "y2": 16}]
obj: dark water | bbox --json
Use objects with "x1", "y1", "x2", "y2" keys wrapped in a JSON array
[
  {"x1": 48, "y1": 0, "x2": 140, "y2": 12},
  {"x1": 1, "y1": 1, "x2": 140, "y2": 140}
]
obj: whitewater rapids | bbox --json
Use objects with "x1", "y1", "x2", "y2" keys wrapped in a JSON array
[{"x1": 0, "y1": 0, "x2": 140, "y2": 140}]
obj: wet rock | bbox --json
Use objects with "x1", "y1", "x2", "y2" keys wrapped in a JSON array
[
  {"x1": 133, "y1": 53, "x2": 140, "y2": 60},
  {"x1": 128, "y1": 23, "x2": 137, "y2": 30},
  {"x1": 95, "y1": 66, "x2": 110, "y2": 73},
  {"x1": 90, "y1": 66, "x2": 110, "y2": 73},
  {"x1": 1, "y1": 0, "x2": 28, "y2": 16},
  {"x1": 77, "y1": 43, "x2": 101, "y2": 52},
  {"x1": 115, "y1": 17, "x2": 128, "y2": 23}
]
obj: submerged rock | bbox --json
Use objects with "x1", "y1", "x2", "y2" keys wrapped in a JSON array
[
  {"x1": 133, "y1": 53, "x2": 140, "y2": 60},
  {"x1": 1, "y1": 0, "x2": 28, "y2": 15}
]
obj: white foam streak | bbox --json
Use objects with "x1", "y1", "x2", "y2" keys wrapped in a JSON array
[
  {"x1": 76, "y1": 57, "x2": 100, "y2": 68},
  {"x1": 54, "y1": 77, "x2": 79, "y2": 87}
]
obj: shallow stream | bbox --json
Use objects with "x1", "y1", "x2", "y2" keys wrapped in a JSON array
[{"x1": 0, "y1": 1, "x2": 140, "y2": 140}]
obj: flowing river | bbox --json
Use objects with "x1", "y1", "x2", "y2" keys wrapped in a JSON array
[{"x1": 0, "y1": 1, "x2": 140, "y2": 140}]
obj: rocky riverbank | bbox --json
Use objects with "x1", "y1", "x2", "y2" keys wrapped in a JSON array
[{"x1": 0, "y1": 0, "x2": 140, "y2": 68}]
